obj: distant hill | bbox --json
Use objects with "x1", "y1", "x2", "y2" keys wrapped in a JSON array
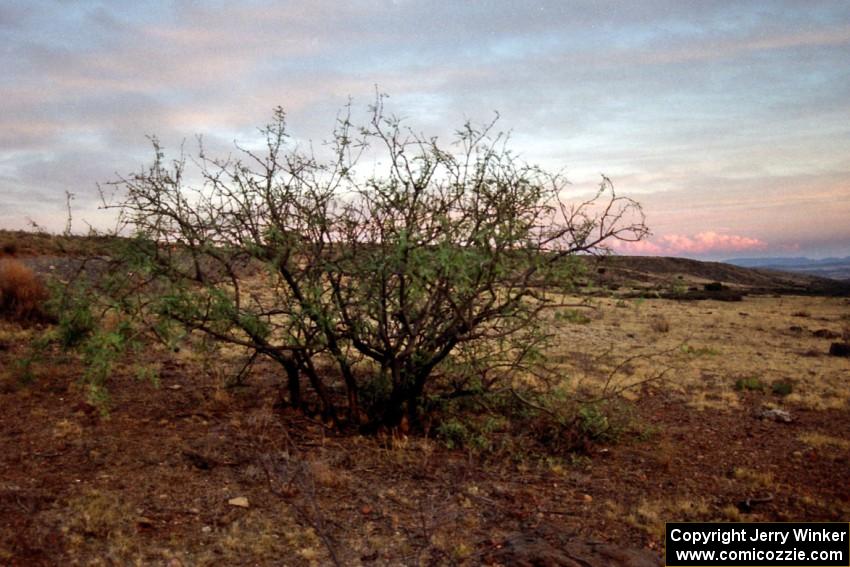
[
  {"x1": 583, "y1": 255, "x2": 850, "y2": 297},
  {"x1": 3, "y1": 229, "x2": 849, "y2": 297},
  {"x1": 725, "y1": 256, "x2": 850, "y2": 281}
]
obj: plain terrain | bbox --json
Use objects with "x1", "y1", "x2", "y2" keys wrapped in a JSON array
[{"x1": 1, "y1": 231, "x2": 848, "y2": 566}]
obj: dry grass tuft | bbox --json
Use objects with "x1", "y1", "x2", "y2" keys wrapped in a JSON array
[
  {"x1": 649, "y1": 314, "x2": 670, "y2": 333},
  {"x1": 307, "y1": 458, "x2": 351, "y2": 489},
  {"x1": 625, "y1": 497, "x2": 711, "y2": 540},
  {"x1": 733, "y1": 466, "x2": 775, "y2": 488},
  {"x1": 798, "y1": 432, "x2": 850, "y2": 450},
  {"x1": 57, "y1": 489, "x2": 140, "y2": 562},
  {"x1": 0, "y1": 259, "x2": 48, "y2": 321}
]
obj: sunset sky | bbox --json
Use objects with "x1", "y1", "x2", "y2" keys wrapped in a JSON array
[{"x1": 2, "y1": 1, "x2": 849, "y2": 259}]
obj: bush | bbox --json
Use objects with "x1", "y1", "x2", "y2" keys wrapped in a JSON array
[
  {"x1": 18, "y1": 274, "x2": 138, "y2": 406},
  {"x1": 85, "y1": 96, "x2": 648, "y2": 430},
  {"x1": 48, "y1": 280, "x2": 97, "y2": 348},
  {"x1": 734, "y1": 377, "x2": 764, "y2": 392},
  {"x1": 771, "y1": 381, "x2": 793, "y2": 397},
  {"x1": 0, "y1": 259, "x2": 48, "y2": 321}
]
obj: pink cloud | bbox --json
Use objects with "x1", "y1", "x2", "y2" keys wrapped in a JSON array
[{"x1": 614, "y1": 231, "x2": 767, "y2": 257}]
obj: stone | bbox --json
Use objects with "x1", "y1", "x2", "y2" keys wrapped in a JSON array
[
  {"x1": 813, "y1": 329, "x2": 840, "y2": 339},
  {"x1": 758, "y1": 408, "x2": 793, "y2": 423},
  {"x1": 828, "y1": 342, "x2": 850, "y2": 357},
  {"x1": 227, "y1": 496, "x2": 249, "y2": 508}
]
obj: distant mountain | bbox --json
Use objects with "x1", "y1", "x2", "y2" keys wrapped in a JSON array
[
  {"x1": 590, "y1": 255, "x2": 849, "y2": 295},
  {"x1": 725, "y1": 256, "x2": 850, "y2": 281}
]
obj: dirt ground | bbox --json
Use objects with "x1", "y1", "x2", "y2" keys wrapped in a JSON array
[{"x1": 1, "y1": 288, "x2": 849, "y2": 566}]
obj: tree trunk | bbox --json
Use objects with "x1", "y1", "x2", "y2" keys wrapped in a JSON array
[{"x1": 283, "y1": 357, "x2": 301, "y2": 407}]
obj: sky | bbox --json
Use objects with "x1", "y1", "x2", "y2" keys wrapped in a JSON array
[{"x1": 1, "y1": 1, "x2": 849, "y2": 259}]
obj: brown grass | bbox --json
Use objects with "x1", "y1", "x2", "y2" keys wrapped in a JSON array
[
  {"x1": 648, "y1": 313, "x2": 670, "y2": 333},
  {"x1": 546, "y1": 293, "x2": 850, "y2": 411},
  {"x1": 0, "y1": 259, "x2": 48, "y2": 321}
]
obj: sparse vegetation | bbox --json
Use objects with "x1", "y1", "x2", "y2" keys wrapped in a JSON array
[
  {"x1": 679, "y1": 343, "x2": 719, "y2": 357},
  {"x1": 3, "y1": 237, "x2": 850, "y2": 564},
  {"x1": 555, "y1": 308, "x2": 592, "y2": 325},
  {"x1": 799, "y1": 432, "x2": 850, "y2": 450},
  {"x1": 733, "y1": 466, "x2": 774, "y2": 489},
  {"x1": 0, "y1": 229, "x2": 116, "y2": 258}
]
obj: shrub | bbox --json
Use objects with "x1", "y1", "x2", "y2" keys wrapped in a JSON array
[
  {"x1": 530, "y1": 400, "x2": 634, "y2": 454},
  {"x1": 432, "y1": 390, "x2": 635, "y2": 458},
  {"x1": 734, "y1": 377, "x2": 764, "y2": 392},
  {"x1": 771, "y1": 381, "x2": 793, "y2": 397},
  {"x1": 48, "y1": 280, "x2": 97, "y2": 348},
  {"x1": 85, "y1": 96, "x2": 648, "y2": 430},
  {"x1": 0, "y1": 259, "x2": 48, "y2": 321}
]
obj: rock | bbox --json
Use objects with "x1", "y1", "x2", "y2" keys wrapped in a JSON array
[
  {"x1": 813, "y1": 329, "x2": 840, "y2": 339},
  {"x1": 828, "y1": 342, "x2": 850, "y2": 357},
  {"x1": 134, "y1": 516, "x2": 155, "y2": 533},
  {"x1": 227, "y1": 496, "x2": 249, "y2": 508},
  {"x1": 736, "y1": 493, "x2": 774, "y2": 513},
  {"x1": 183, "y1": 450, "x2": 214, "y2": 470},
  {"x1": 758, "y1": 408, "x2": 793, "y2": 423},
  {"x1": 201, "y1": 525, "x2": 212, "y2": 533}
]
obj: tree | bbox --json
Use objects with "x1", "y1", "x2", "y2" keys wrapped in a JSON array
[{"x1": 101, "y1": 96, "x2": 648, "y2": 429}]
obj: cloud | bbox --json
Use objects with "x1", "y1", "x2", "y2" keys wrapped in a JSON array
[
  {"x1": 0, "y1": 0, "x2": 848, "y2": 260},
  {"x1": 615, "y1": 231, "x2": 767, "y2": 257}
]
